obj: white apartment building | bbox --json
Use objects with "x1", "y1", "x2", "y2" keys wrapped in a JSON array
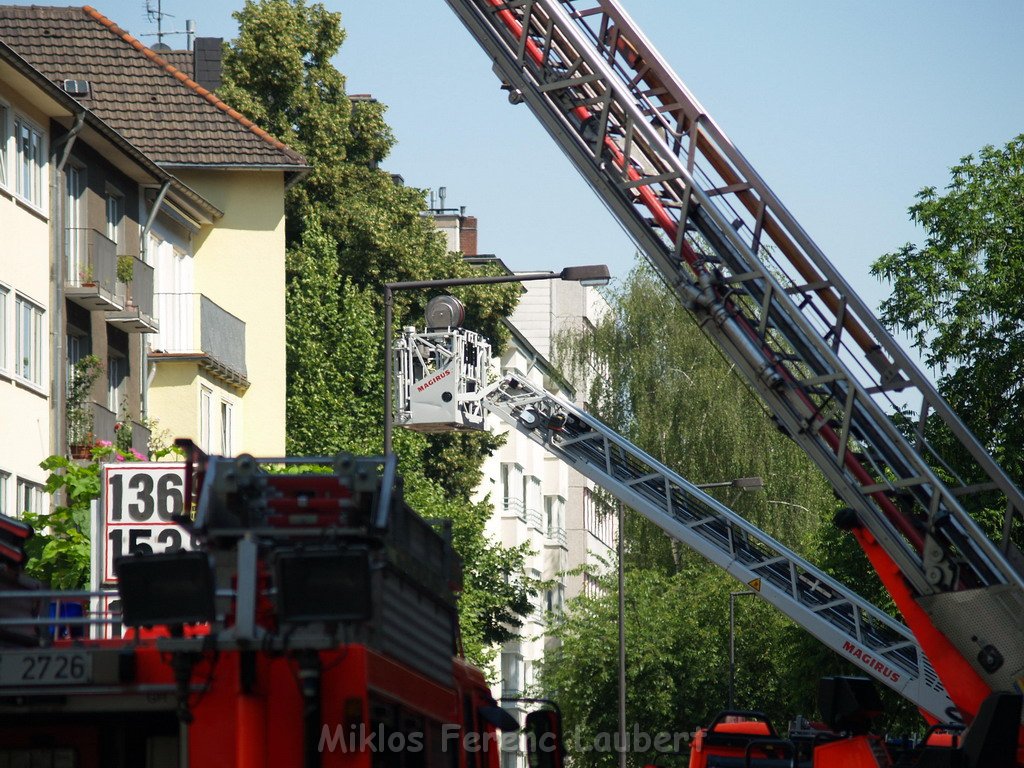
[{"x1": 424, "y1": 205, "x2": 614, "y2": 768}]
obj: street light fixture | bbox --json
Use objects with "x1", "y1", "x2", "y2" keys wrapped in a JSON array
[
  {"x1": 382, "y1": 264, "x2": 610, "y2": 455},
  {"x1": 696, "y1": 477, "x2": 765, "y2": 491}
]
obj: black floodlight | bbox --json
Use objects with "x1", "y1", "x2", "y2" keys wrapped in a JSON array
[
  {"x1": 275, "y1": 548, "x2": 371, "y2": 624},
  {"x1": 114, "y1": 551, "x2": 216, "y2": 629}
]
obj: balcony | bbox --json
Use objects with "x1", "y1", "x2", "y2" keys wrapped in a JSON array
[
  {"x1": 151, "y1": 293, "x2": 248, "y2": 388},
  {"x1": 64, "y1": 228, "x2": 124, "y2": 312},
  {"x1": 108, "y1": 256, "x2": 158, "y2": 333},
  {"x1": 67, "y1": 400, "x2": 116, "y2": 457}
]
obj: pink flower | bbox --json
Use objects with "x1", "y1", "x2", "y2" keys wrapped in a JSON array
[
  {"x1": 115, "y1": 453, "x2": 125, "y2": 462},
  {"x1": 131, "y1": 449, "x2": 146, "y2": 461},
  {"x1": 96, "y1": 440, "x2": 113, "y2": 447}
]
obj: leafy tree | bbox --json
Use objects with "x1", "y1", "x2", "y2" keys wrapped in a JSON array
[
  {"x1": 542, "y1": 262, "x2": 927, "y2": 758},
  {"x1": 221, "y1": 4, "x2": 530, "y2": 667},
  {"x1": 872, "y1": 135, "x2": 1024, "y2": 499}
]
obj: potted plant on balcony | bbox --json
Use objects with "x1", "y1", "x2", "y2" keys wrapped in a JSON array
[
  {"x1": 78, "y1": 264, "x2": 95, "y2": 287},
  {"x1": 117, "y1": 255, "x2": 135, "y2": 307},
  {"x1": 66, "y1": 354, "x2": 101, "y2": 459}
]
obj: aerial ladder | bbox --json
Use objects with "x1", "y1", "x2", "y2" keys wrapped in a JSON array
[
  {"x1": 433, "y1": 0, "x2": 1024, "y2": 742},
  {"x1": 395, "y1": 323, "x2": 957, "y2": 720}
]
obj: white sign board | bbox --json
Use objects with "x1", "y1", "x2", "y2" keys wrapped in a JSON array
[{"x1": 99, "y1": 463, "x2": 194, "y2": 585}]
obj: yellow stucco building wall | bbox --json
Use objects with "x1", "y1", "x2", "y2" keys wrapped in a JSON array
[{"x1": 147, "y1": 170, "x2": 287, "y2": 457}]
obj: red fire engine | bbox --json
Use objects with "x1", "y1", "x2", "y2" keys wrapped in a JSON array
[{"x1": 0, "y1": 445, "x2": 556, "y2": 768}]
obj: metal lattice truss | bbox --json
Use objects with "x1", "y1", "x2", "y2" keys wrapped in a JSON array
[
  {"x1": 445, "y1": 0, "x2": 1024, "y2": 694},
  {"x1": 481, "y1": 371, "x2": 954, "y2": 719}
]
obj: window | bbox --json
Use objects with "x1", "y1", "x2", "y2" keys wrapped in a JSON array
[
  {"x1": 106, "y1": 188, "x2": 125, "y2": 250},
  {"x1": 0, "y1": 471, "x2": 8, "y2": 517},
  {"x1": 545, "y1": 582, "x2": 565, "y2": 614},
  {"x1": 17, "y1": 478, "x2": 44, "y2": 518},
  {"x1": 220, "y1": 400, "x2": 233, "y2": 455},
  {"x1": 545, "y1": 495, "x2": 565, "y2": 540},
  {"x1": 14, "y1": 116, "x2": 44, "y2": 206},
  {"x1": 584, "y1": 487, "x2": 616, "y2": 546},
  {"x1": 0, "y1": 102, "x2": 8, "y2": 188},
  {"x1": 65, "y1": 165, "x2": 85, "y2": 280},
  {"x1": 14, "y1": 296, "x2": 43, "y2": 385},
  {"x1": 530, "y1": 568, "x2": 543, "y2": 619},
  {"x1": 500, "y1": 651, "x2": 523, "y2": 697},
  {"x1": 500, "y1": 462, "x2": 524, "y2": 518},
  {"x1": 524, "y1": 475, "x2": 542, "y2": 530},
  {"x1": 0, "y1": 285, "x2": 7, "y2": 372},
  {"x1": 199, "y1": 386, "x2": 212, "y2": 451},
  {"x1": 108, "y1": 351, "x2": 128, "y2": 416}
]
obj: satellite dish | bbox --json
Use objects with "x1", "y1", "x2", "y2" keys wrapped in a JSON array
[{"x1": 152, "y1": 42, "x2": 172, "y2": 51}]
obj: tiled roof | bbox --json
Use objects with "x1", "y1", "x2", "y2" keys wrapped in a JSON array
[{"x1": 0, "y1": 5, "x2": 306, "y2": 169}]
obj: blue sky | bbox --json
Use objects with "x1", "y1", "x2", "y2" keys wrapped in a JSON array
[{"x1": 26, "y1": 0, "x2": 1024, "y2": 314}]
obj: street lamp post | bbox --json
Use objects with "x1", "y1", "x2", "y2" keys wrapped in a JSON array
[
  {"x1": 728, "y1": 589, "x2": 756, "y2": 710},
  {"x1": 382, "y1": 264, "x2": 610, "y2": 455},
  {"x1": 695, "y1": 477, "x2": 764, "y2": 711}
]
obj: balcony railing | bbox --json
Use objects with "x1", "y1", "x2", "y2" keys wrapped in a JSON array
[
  {"x1": 526, "y1": 507, "x2": 544, "y2": 532},
  {"x1": 546, "y1": 527, "x2": 568, "y2": 548},
  {"x1": 502, "y1": 498, "x2": 525, "y2": 520},
  {"x1": 64, "y1": 228, "x2": 122, "y2": 312},
  {"x1": 68, "y1": 400, "x2": 116, "y2": 455},
  {"x1": 151, "y1": 293, "x2": 247, "y2": 386},
  {"x1": 109, "y1": 257, "x2": 157, "y2": 333}
]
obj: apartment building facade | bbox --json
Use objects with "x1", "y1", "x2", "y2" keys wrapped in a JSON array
[
  {"x1": 424, "y1": 206, "x2": 614, "y2": 765},
  {"x1": 0, "y1": 6, "x2": 306, "y2": 499}
]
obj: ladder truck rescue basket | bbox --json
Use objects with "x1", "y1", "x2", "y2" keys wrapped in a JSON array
[{"x1": 394, "y1": 326, "x2": 490, "y2": 433}]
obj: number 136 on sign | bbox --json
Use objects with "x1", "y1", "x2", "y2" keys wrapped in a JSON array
[{"x1": 101, "y1": 464, "x2": 196, "y2": 584}]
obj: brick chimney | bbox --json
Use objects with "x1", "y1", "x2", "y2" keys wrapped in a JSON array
[
  {"x1": 193, "y1": 38, "x2": 223, "y2": 91},
  {"x1": 459, "y1": 215, "x2": 478, "y2": 256}
]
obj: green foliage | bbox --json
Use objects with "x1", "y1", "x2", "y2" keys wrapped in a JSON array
[
  {"x1": 221, "y1": 0, "x2": 535, "y2": 673},
  {"x1": 556, "y1": 263, "x2": 835, "y2": 561},
  {"x1": 116, "y1": 254, "x2": 134, "y2": 284},
  {"x1": 871, "y1": 134, "x2": 1024, "y2": 490},
  {"x1": 66, "y1": 354, "x2": 101, "y2": 447},
  {"x1": 543, "y1": 262, "x2": 932, "y2": 750},
  {"x1": 24, "y1": 445, "x2": 140, "y2": 590}
]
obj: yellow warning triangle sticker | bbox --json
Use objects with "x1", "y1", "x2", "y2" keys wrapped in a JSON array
[{"x1": 747, "y1": 578, "x2": 761, "y2": 592}]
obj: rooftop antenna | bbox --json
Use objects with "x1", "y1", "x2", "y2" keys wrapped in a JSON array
[
  {"x1": 438, "y1": 186, "x2": 447, "y2": 211},
  {"x1": 143, "y1": 0, "x2": 197, "y2": 51}
]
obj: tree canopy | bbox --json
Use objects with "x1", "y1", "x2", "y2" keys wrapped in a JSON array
[
  {"x1": 872, "y1": 135, "x2": 1024, "y2": 484},
  {"x1": 541, "y1": 263, "x2": 919, "y2": 766},
  {"x1": 220, "y1": 0, "x2": 529, "y2": 667}
]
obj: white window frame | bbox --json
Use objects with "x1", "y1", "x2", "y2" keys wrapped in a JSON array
[
  {"x1": 0, "y1": 284, "x2": 8, "y2": 374},
  {"x1": 16, "y1": 477, "x2": 45, "y2": 518},
  {"x1": 199, "y1": 385, "x2": 212, "y2": 452},
  {"x1": 13, "y1": 114, "x2": 45, "y2": 208},
  {"x1": 108, "y1": 350, "x2": 128, "y2": 417},
  {"x1": 0, "y1": 100, "x2": 9, "y2": 189},
  {"x1": 14, "y1": 294, "x2": 43, "y2": 386},
  {"x1": 500, "y1": 651, "x2": 524, "y2": 698},
  {"x1": 220, "y1": 399, "x2": 233, "y2": 456},
  {"x1": 106, "y1": 186, "x2": 125, "y2": 251},
  {"x1": 500, "y1": 462, "x2": 525, "y2": 519},
  {"x1": 545, "y1": 494, "x2": 565, "y2": 538},
  {"x1": 65, "y1": 163, "x2": 85, "y2": 281},
  {"x1": 0, "y1": 470, "x2": 9, "y2": 517}
]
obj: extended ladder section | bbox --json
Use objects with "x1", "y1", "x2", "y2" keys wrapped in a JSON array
[
  {"x1": 444, "y1": 0, "x2": 1024, "y2": 706},
  {"x1": 480, "y1": 370, "x2": 955, "y2": 720},
  {"x1": 392, "y1": 326, "x2": 952, "y2": 715}
]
